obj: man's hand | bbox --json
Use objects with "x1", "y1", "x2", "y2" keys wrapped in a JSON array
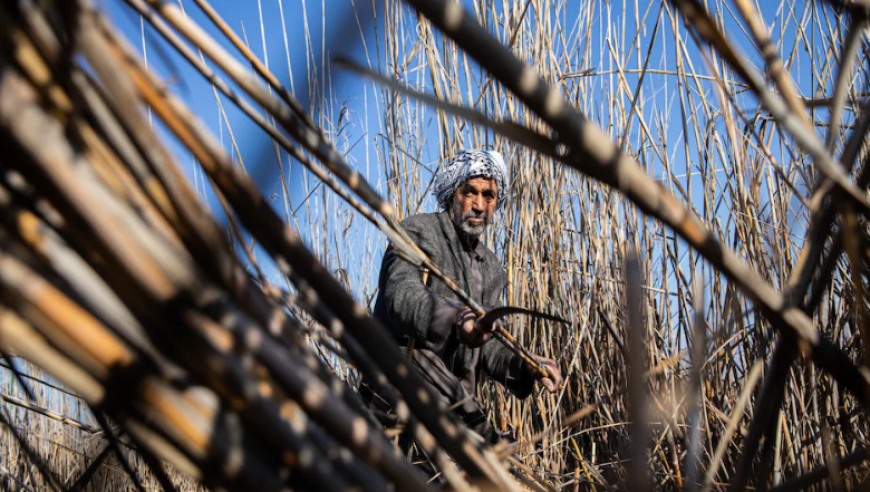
[
  {"x1": 454, "y1": 307, "x2": 496, "y2": 348},
  {"x1": 532, "y1": 357, "x2": 563, "y2": 394}
]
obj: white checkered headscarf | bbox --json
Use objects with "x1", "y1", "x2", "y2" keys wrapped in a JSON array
[{"x1": 433, "y1": 150, "x2": 510, "y2": 210}]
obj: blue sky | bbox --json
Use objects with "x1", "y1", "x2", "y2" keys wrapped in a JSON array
[
  {"x1": 102, "y1": 0, "x2": 854, "y2": 315},
  {"x1": 103, "y1": 0, "x2": 824, "y2": 199},
  {"x1": 106, "y1": 0, "x2": 380, "y2": 203}
]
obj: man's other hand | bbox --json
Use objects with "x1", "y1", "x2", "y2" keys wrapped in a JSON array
[
  {"x1": 454, "y1": 307, "x2": 495, "y2": 347},
  {"x1": 533, "y1": 357, "x2": 563, "y2": 394}
]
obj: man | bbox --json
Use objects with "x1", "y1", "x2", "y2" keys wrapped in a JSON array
[{"x1": 368, "y1": 149, "x2": 563, "y2": 448}]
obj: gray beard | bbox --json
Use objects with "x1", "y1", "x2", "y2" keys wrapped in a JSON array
[{"x1": 449, "y1": 202, "x2": 488, "y2": 238}]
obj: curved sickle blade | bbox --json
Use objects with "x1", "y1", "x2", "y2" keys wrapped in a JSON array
[{"x1": 478, "y1": 306, "x2": 569, "y2": 327}]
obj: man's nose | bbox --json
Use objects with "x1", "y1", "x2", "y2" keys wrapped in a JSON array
[{"x1": 471, "y1": 195, "x2": 484, "y2": 211}]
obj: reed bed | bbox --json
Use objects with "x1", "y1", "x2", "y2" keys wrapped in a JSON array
[{"x1": 1, "y1": 0, "x2": 869, "y2": 491}]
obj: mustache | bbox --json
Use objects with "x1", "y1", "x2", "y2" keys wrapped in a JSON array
[{"x1": 463, "y1": 209, "x2": 486, "y2": 220}]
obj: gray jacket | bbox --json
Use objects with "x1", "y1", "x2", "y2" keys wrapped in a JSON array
[{"x1": 373, "y1": 212, "x2": 534, "y2": 400}]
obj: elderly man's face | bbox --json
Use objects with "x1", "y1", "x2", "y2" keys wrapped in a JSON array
[{"x1": 449, "y1": 177, "x2": 498, "y2": 237}]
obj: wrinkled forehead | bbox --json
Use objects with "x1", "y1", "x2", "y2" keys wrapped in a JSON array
[{"x1": 458, "y1": 176, "x2": 498, "y2": 192}]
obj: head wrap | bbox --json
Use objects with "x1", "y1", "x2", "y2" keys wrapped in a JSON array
[{"x1": 433, "y1": 150, "x2": 510, "y2": 211}]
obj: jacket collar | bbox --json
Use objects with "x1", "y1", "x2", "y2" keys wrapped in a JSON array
[
  {"x1": 437, "y1": 212, "x2": 485, "y2": 256},
  {"x1": 436, "y1": 211, "x2": 487, "y2": 301}
]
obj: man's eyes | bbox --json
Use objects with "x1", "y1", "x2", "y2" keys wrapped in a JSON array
[{"x1": 463, "y1": 189, "x2": 496, "y2": 201}]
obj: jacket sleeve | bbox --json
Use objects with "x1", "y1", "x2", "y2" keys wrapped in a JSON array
[
  {"x1": 482, "y1": 342, "x2": 537, "y2": 399},
  {"x1": 377, "y1": 216, "x2": 454, "y2": 346},
  {"x1": 480, "y1": 267, "x2": 537, "y2": 399}
]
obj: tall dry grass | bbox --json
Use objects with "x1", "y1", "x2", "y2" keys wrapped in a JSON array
[
  {"x1": 0, "y1": 360, "x2": 205, "y2": 491},
  {"x1": 1, "y1": 0, "x2": 869, "y2": 490},
  {"x1": 301, "y1": 0, "x2": 870, "y2": 488},
  {"x1": 317, "y1": 0, "x2": 870, "y2": 489}
]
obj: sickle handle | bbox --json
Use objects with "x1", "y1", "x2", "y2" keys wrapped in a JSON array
[
  {"x1": 493, "y1": 326, "x2": 550, "y2": 378},
  {"x1": 479, "y1": 307, "x2": 568, "y2": 379}
]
